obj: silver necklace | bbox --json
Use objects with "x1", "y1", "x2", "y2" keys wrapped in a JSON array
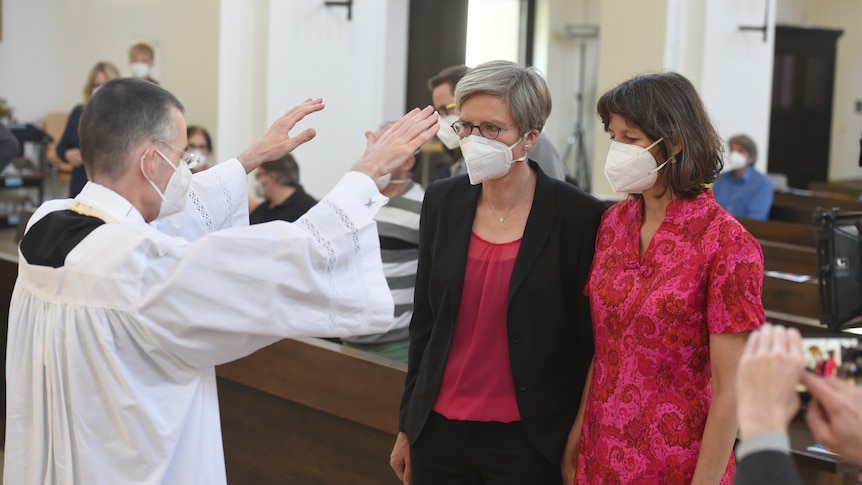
[{"x1": 486, "y1": 198, "x2": 528, "y2": 223}]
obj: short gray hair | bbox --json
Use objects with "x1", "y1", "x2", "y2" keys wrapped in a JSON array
[
  {"x1": 454, "y1": 60, "x2": 552, "y2": 135},
  {"x1": 79, "y1": 78, "x2": 184, "y2": 184}
]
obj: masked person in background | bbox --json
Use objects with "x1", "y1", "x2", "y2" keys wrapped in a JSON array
[
  {"x1": 427, "y1": 64, "x2": 567, "y2": 183},
  {"x1": 129, "y1": 42, "x2": 159, "y2": 84},
  {"x1": 391, "y1": 60, "x2": 605, "y2": 485},
  {"x1": 249, "y1": 153, "x2": 317, "y2": 224},
  {"x1": 712, "y1": 134, "x2": 774, "y2": 220},
  {"x1": 575, "y1": 72, "x2": 765, "y2": 484},
  {"x1": 187, "y1": 125, "x2": 213, "y2": 173},
  {"x1": 56, "y1": 61, "x2": 122, "y2": 197},
  {"x1": 342, "y1": 123, "x2": 425, "y2": 363}
]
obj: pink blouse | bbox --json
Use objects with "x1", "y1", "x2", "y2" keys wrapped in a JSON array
[
  {"x1": 433, "y1": 232, "x2": 522, "y2": 423},
  {"x1": 577, "y1": 189, "x2": 765, "y2": 484}
]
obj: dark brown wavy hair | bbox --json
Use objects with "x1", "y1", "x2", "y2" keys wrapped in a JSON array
[{"x1": 597, "y1": 71, "x2": 723, "y2": 199}]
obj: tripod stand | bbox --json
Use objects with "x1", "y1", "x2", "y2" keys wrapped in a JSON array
[
  {"x1": 563, "y1": 42, "x2": 591, "y2": 191},
  {"x1": 560, "y1": 25, "x2": 598, "y2": 192}
]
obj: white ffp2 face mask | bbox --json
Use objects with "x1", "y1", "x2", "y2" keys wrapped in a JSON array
[
  {"x1": 722, "y1": 151, "x2": 748, "y2": 173},
  {"x1": 603, "y1": 138, "x2": 668, "y2": 194},
  {"x1": 375, "y1": 172, "x2": 391, "y2": 191},
  {"x1": 130, "y1": 62, "x2": 151, "y2": 79},
  {"x1": 459, "y1": 134, "x2": 526, "y2": 185},
  {"x1": 436, "y1": 114, "x2": 462, "y2": 150},
  {"x1": 142, "y1": 149, "x2": 193, "y2": 220}
]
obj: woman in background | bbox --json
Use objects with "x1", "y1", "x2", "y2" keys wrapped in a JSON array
[
  {"x1": 56, "y1": 61, "x2": 121, "y2": 197},
  {"x1": 575, "y1": 72, "x2": 765, "y2": 484},
  {"x1": 186, "y1": 125, "x2": 213, "y2": 173}
]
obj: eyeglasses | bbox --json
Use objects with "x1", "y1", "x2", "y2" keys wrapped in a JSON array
[
  {"x1": 451, "y1": 120, "x2": 506, "y2": 140},
  {"x1": 437, "y1": 102, "x2": 457, "y2": 116},
  {"x1": 155, "y1": 140, "x2": 201, "y2": 170}
]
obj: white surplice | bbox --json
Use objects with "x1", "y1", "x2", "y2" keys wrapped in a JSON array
[{"x1": 4, "y1": 159, "x2": 395, "y2": 484}]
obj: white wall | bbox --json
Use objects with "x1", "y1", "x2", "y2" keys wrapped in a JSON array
[
  {"x1": 805, "y1": 0, "x2": 862, "y2": 182},
  {"x1": 698, "y1": 0, "x2": 775, "y2": 173},
  {"x1": 216, "y1": 0, "x2": 269, "y2": 168},
  {"x1": 160, "y1": 1, "x2": 221, "y2": 156},
  {"x1": 589, "y1": 0, "x2": 668, "y2": 197},
  {"x1": 261, "y1": 0, "x2": 409, "y2": 197},
  {"x1": 0, "y1": 0, "x2": 219, "y2": 145}
]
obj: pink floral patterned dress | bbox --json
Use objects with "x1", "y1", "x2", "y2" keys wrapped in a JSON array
[{"x1": 576, "y1": 189, "x2": 765, "y2": 484}]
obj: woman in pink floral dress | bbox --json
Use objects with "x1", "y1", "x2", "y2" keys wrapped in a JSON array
[{"x1": 572, "y1": 72, "x2": 765, "y2": 484}]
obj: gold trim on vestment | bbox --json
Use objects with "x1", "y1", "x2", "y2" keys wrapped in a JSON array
[{"x1": 69, "y1": 201, "x2": 117, "y2": 224}]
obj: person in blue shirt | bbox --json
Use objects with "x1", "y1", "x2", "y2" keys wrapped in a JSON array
[{"x1": 713, "y1": 134, "x2": 774, "y2": 220}]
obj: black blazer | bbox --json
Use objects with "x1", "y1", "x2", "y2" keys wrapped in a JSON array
[
  {"x1": 734, "y1": 450, "x2": 803, "y2": 485},
  {"x1": 399, "y1": 162, "x2": 606, "y2": 463}
]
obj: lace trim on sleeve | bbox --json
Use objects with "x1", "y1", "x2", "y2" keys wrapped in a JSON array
[
  {"x1": 299, "y1": 200, "x2": 371, "y2": 334},
  {"x1": 298, "y1": 216, "x2": 339, "y2": 333},
  {"x1": 216, "y1": 173, "x2": 233, "y2": 210},
  {"x1": 188, "y1": 189, "x2": 214, "y2": 233}
]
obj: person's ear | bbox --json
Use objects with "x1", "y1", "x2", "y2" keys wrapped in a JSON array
[
  {"x1": 404, "y1": 155, "x2": 417, "y2": 172},
  {"x1": 523, "y1": 129, "x2": 540, "y2": 151},
  {"x1": 139, "y1": 146, "x2": 159, "y2": 179},
  {"x1": 671, "y1": 134, "x2": 683, "y2": 157}
]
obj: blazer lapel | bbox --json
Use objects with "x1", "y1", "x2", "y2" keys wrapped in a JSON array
[
  {"x1": 446, "y1": 180, "x2": 479, "y2": 319},
  {"x1": 509, "y1": 164, "x2": 557, "y2": 300}
]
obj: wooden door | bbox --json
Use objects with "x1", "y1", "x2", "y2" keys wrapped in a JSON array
[{"x1": 768, "y1": 25, "x2": 843, "y2": 189}]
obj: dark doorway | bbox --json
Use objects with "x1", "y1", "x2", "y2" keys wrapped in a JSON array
[
  {"x1": 405, "y1": 0, "x2": 469, "y2": 112},
  {"x1": 768, "y1": 25, "x2": 843, "y2": 189}
]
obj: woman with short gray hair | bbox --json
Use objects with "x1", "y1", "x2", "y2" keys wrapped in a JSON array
[{"x1": 391, "y1": 60, "x2": 605, "y2": 484}]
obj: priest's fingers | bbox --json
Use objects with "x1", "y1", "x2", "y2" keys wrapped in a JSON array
[
  {"x1": 238, "y1": 98, "x2": 325, "y2": 173},
  {"x1": 352, "y1": 107, "x2": 438, "y2": 180}
]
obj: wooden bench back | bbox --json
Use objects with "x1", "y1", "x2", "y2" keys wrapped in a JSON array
[
  {"x1": 770, "y1": 191, "x2": 862, "y2": 223},
  {"x1": 738, "y1": 218, "x2": 818, "y2": 248},
  {"x1": 216, "y1": 337, "x2": 406, "y2": 484}
]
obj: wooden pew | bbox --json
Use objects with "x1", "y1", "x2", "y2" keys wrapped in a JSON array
[
  {"x1": 738, "y1": 218, "x2": 819, "y2": 248},
  {"x1": 216, "y1": 337, "x2": 406, "y2": 485},
  {"x1": 758, "y1": 239, "x2": 817, "y2": 276},
  {"x1": 770, "y1": 190, "x2": 862, "y2": 224},
  {"x1": 761, "y1": 275, "x2": 825, "y2": 331},
  {"x1": 809, "y1": 179, "x2": 862, "y2": 200},
  {"x1": 737, "y1": 218, "x2": 833, "y2": 334}
]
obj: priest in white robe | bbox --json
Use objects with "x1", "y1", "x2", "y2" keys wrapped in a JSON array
[{"x1": 4, "y1": 78, "x2": 438, "y2": 485}]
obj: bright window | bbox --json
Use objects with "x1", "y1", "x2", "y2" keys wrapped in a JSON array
[{"x1": 465, "y1": 0, "x2": 524, "y2": 66}]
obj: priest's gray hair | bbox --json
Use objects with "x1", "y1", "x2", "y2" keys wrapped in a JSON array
[
  {"x1": 454, "y1": 60, "x2": 552, "y2": 136},
  {"x1": 79, "y1": 78, "x2": 184, "y2": 184}
]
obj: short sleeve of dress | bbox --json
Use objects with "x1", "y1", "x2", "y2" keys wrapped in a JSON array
[{"x1": 706, "y1": 220, "x2": 766, "y2": 334}]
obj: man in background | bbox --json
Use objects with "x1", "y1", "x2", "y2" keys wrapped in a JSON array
[
  {"x1": 342, "y1": 123, "x2": 424, "y2": 362},
  {"x1": 427, "y1": 64, "x2": 566, "y2": 182},
  {"x1": 249, "y1": 153, "x2": 317, "y2": 224},
  {"x1": 713, "y1": 134, "x2": 774, "y2": 220}
]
